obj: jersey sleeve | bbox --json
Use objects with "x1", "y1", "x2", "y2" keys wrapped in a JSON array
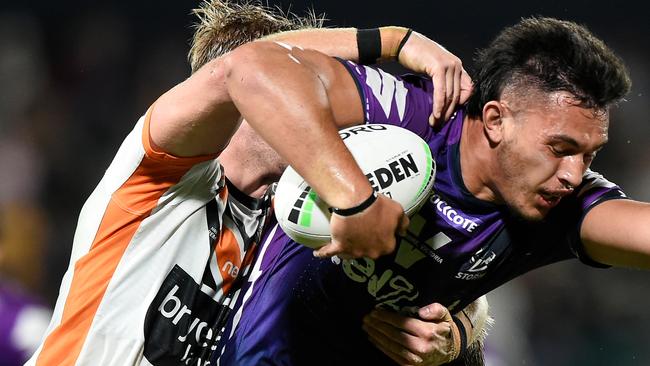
[
  {"x1": 337, "y1": 59, "x2": 435, "y2": 139},
  {"x1": 569, "y1": 169, "x2": 628, "y2": 267}
]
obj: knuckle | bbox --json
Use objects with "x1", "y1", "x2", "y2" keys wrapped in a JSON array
[{"x1": 415, "y1": 342, "x2": 430, "y2": 356}]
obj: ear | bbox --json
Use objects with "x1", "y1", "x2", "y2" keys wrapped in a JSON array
[{"x1": 481, "y1": 101, "x2": 505, "y2": 145}]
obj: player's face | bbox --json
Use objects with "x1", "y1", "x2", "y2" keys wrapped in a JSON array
[{"x1": 494, "y1": 92, "x2": 609, "y2": 221}]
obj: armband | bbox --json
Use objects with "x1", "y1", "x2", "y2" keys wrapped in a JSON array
[
  {"x1": 329, "y1": 191, "x2": 378, "y2": 217},
  {"x1": 356, "y1": 28, "x2": 382, "y2": 64},
  {"x1": 396, "y1": 28, "x2": 413, "y2": 61},
  {"x1": 452, "y1": 315, "x2": 468, "y2": 358}
]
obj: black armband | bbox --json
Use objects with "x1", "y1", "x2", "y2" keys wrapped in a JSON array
[
  {"x1": 357, "y1": 28, "x2": 382, "y2": 64},
  {"x1": 396, "y1": 28, "x2": 413, "y2": 60},
  {"x1": 329, "y1": 191, "x2": 378, "y2": 217},
  {"x1": 452, "y1": 315, "x2": 468, "y2": 356}
]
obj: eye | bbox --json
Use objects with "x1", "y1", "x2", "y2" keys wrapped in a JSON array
[
  {"x1": 549, "y1": 145, "x2": 567, "y2": 157},
  {"x1": 584, "y1": 152, "x2": 597, "y2": 165}
]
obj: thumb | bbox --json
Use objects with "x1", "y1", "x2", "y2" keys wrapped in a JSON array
[
  {"x1": 398, "y1": 215, "x2": 410, "y2": 236},
  {"x1": 418, "y1": 303, "x2": 452, "y2": 321},
  {"x1": 313, "y1": 242, "x2": 341, "y2": 258}
]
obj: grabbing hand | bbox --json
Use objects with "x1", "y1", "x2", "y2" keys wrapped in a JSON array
[
  {"x1": 363, "y1": 304, "x2": 461, "y2": 366},
  {"x1": 397, "y1": 31, "x2": 473, "y2": 126},
  {"x1": 314, "y1": 194, "x2": 409, "y2": 259}
]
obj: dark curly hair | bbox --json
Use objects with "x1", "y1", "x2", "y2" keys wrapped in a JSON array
[{"x1": 466, "y1": 17, "x2": 631, "y2": 117}]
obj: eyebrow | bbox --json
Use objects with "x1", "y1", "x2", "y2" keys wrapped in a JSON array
[
  {"x1": 548, "y1": 134, "x2": 607, "y2": 152},
  {"x1": 548, "y1": 134, "x2": 580, "y2": 148}
]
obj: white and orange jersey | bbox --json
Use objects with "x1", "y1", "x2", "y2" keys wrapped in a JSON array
[{"x1": 26, "y1": 109, "x2": 271, "y2": 366}]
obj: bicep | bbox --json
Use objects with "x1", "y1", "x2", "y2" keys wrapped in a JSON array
[
  {"x1": 581, "y1": 199, "x2": 650, "y2": 268},
  {"x1": 149, "y1": 57, "x2": 242, "y2": 158}
]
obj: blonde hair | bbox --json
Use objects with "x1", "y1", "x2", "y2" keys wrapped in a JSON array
[{"x1": 189, "y1": 0, "x2": 324, "y2": 73}]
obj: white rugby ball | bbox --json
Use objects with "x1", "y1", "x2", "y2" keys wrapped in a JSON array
[{"x1": 274, "y1": 124, "x2": 436, "y2": 249}]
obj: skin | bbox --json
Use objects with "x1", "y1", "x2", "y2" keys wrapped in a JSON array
[
  {"x1": 151, "y1": 42, "x2": 408, "y2": 261},
  {"x1": 460, "y1": 90, "x2": 607, "y2": 221},
  {"x1": 151, "y1": 31, "x2": 478, "y2": 364},
  {"x1": 363, "y1": 303, "x2": 473, "y2": 365},
  {"x1": 211, "y1": 28, "x2": 650, "y2": 365},
  {"x1": 459, "y1": 86, "x2": 650, "y2": 270},
  {"x1": 265, "y1": 27, "x2": 473, "y2": 126}
]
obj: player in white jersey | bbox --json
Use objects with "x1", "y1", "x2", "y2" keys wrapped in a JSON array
[{"x1": 26, "y1": 1, "x2": 479, "y2": 365}]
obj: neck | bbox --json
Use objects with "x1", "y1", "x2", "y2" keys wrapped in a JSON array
[
  {"x1": 459, "y1": 115, "x2": 503, "y2": 204},
  {"x1": 218, "y1": 148, "x2": 280, "y2": 199}
]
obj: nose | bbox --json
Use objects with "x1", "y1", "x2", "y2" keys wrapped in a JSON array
[{"x1": 558, "y1": 155, "x2": 584, "y2": 190}]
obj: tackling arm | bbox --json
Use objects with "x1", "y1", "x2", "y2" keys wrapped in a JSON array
[
  {"x1": 262, "y1": 26, "x2": 406, "y2": 63},
  {"x1": 266, "y1": 26, "x2": 472, "y2": 125},
  {"x1": 150, "y1": 41, "x2": 407, "y2": 259},
  {"x1": 581, "y1": 199, "x2": 650, "y2": 269}
]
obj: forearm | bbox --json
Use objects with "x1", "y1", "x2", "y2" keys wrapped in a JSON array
[
  {"x1": 582, "y1": 199, "x2": 650, "y2": 269},
  {"x1": 262, "y1": 26, "x2": 409, "y2": 63},
  {"x1": 223, "y1": 41, "x2": 370, "y2": 208}
]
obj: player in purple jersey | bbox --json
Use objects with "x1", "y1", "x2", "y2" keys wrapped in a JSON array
[
  {"x1": 64, "y1": 1, "x2": 474, "y2": 364},
  {"x1": 215, "y1": 17, "x2": 647, "y2": 366}
]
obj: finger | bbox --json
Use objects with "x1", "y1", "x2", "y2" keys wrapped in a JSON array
[
  {"x1": 443, "y1": 67, "x2": 455, "y2": 121},
  {"x1": 364, "y1": 322, "x2": 423, "y2": 365},
  {"x1": 313, "y1": 242, "x2": 341, "y2": 258},
  {"x1": 459, "y1": 68, "x2": 474, "y2": 104},
  {"x1": 367, "y1": 334, "x2": 415, "y2": 366},
  {"x1": 398, "y1": 214, "x2": 410, "y2": 236},
  {"x1": 431, "y1": 72, "x2": 446, "y2": 126},
  {"x1": 446, "y1": 66, "x2": 462, "y2": 121},
  {"x1": 418, "y1": 303, "x2": 451, "y2": 321},
  {"x1": 368, "y1": 309, "x2": 427, "y2": 337}
]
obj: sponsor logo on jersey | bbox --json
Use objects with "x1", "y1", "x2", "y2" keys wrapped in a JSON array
[
  {"x1": 430, "y1": 194, "x2": 482, "y2": 233},
  {"x1": 339, "y1": 257, "x2": 419, "y2": 311},
  {"x1": 144, "y1": 265, "x2": 225, "y2": 366},
  {"x1": 455, "y1": 247, "x2": 496, "y2": 280}
]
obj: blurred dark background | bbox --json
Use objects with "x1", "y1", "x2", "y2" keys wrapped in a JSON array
[{"x1": 0, "y1": 1, "x2": 648, "y2": 365}]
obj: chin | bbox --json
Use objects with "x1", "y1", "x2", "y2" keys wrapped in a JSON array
[{"x1": 508, "y1": 204, "x2": 548, "y2": 222}]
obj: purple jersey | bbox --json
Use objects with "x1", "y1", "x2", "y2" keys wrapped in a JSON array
[{"x1": 215, "y1": 61, "x2": 626, "y2": 365}]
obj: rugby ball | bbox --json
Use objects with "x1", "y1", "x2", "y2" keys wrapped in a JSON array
[{"x1": 274, "y1": 124, "x2": 436, "y2": 249}]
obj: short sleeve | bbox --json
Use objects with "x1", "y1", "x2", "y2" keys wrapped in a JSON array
[
  {"x1": 570, "y1": 170, "x2": 628, "y2": 267},
  {"x1": 336, "y1": 59, "x2": 435, "y2": 139}
]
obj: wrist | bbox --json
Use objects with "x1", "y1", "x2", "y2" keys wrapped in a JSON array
[
  {"x1": 330, "y1": 190, "x2": 378, "y2": 216},
  {"x1": 451, "y1": 315, "x2": 468, "y2": 360}
]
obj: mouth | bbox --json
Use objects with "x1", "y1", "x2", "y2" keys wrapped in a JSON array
[{"x1": 538, "y1": 190, "x2": 570, "y2": 209}]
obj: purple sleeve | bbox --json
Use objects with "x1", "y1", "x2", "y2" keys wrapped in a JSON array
[
  {"x1": 576, "y1": 170, "x2": 627, "y2": 211},
  {"x1": 337, "y1": 59, "x2": 435, "y2": 139},
  {"x1": 571, "y1": 170, "x2": 627, "y2": 267}
]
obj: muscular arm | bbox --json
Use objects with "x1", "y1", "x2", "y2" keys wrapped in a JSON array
[
  {"x1": 266, "y1": 26, "x2": 472, "y2": 124},
  {"x1": 262, "y1": 26, "x2": 406, "y2": 62},
  {"x1": 151, "y1": 41, "x2": 366, "y2": 206},
  {"x1": 151, "y1": 41, "x2": 406, "y2": 259},
  {"x1": 581, "y1": 199, "x2": 650, "y2": 268}
]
